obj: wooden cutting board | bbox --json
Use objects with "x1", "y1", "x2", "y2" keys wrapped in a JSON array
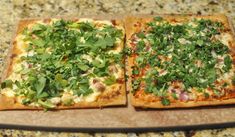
[
  {"x1": 0, "y1": 14, "x2": 235, "y2": 131},
  {"x1": 0, "y1": 99, "x2": 235, "y2": 130}
]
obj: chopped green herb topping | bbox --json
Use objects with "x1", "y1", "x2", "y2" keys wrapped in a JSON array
[{"x1": 130, "y1": 17, "x2": 233, "y2": 105}]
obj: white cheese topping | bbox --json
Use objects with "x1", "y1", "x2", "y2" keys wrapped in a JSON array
[
  {"x1": 216, "y1": 33, "x2": 232, "y2": 47},
  {"x1": 84, "y1": 91, "x2": 101, "y2": 102},
  {"x1": 81, "y1": 54, "x2": 93, "y2": 63},
  {"x1": 1, "y1": 88, "x2": 15, "y2": 97}
]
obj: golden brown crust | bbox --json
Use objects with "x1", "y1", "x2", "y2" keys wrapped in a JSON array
[
  {"x1": 0, "y1": 18, "x2": 126, "y2": 110},
  {"x1": 131, "y1": 94, "x2": 235, "y2": 108},
  {"x1": 0, "y1": 85, "x2": 126, "y2": 110},
  {"x1": 126, "y1": 14, "x2": 235, "y2": 108}
]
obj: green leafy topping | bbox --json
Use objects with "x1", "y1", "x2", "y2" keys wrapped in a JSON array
[
  {"x1": 213, "y1": 89, "x2": 221, "y2": 97},
  {"x1": 161, "y1": 98, "x2": 170, "y2": 106},
  {"x1": 2, "y1": 19, "x2": 123, "y2": 108},
  {"x1": 1, "y1": 80, "x2": 13, "y2": 89},
  {"x1": 130, "y1": 17, "x2": 233, "y2": 106},
  {"x1": 104, "y1": 75, "x2": 116, "y2": 85},
  {"x1": 38, "y1": 100, "x2": 55, "y2": 109},
  {"x1": 232, "y1": 76, "x2": 235, "y2": 85},
  {"x1": 132, "y1": 66, "x2": 139, "y2": 75},
  {"x1": 132, "y1": 79, "x2": 141, "y2": 93},
  {"x1": 34, "y1": 76, "x2": 46, "y2": 96},
  {"x1": 223, "y1": 55, "x2": 232, "y2": 72}
]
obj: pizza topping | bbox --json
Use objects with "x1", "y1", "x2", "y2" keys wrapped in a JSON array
[
  {"x1": 179, "y1": 92, "x2": 189, "y2": 102},
  {"x1": 50, "y1": 97, "x2": 61, "y2": 105},
  {"x1": 1, "y1": 19, "x2": 124, "y2": 109},
  {"x1": 129, "y1": 16, "x2": 234, "y2": 106}
]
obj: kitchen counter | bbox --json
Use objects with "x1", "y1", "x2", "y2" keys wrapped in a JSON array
[{"x1": 0, "y1": 0, "x2": 235, "y2": 136}]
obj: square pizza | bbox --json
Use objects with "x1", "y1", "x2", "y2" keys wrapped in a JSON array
[
  {"x1": 0, "y1": 18, "x2": 126, "y2": 110},
  {"x1": 126, "y1": 15, "x2": 235, "y2": 108}
]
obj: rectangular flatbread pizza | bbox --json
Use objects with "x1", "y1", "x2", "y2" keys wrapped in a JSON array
[
  {"x1": 0, "y1": 18, "x2": 126, "y2": 110},
  {"x1": 126, "y1": 15, "x2": 235, "y2": 108}
]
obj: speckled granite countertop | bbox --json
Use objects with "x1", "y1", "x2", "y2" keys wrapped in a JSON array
[{"x1": 0, "y1": 0, "x2": 235, "y2": 136}]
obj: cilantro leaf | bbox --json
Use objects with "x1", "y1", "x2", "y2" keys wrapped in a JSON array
[
  {"x1": 161, "y1": 98, "x2": 170, "y2": 106},
  {"x1": 223, "y1": 55, "x2": 232, "y2": 72}
]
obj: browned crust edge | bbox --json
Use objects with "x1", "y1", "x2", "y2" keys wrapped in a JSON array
[
  {"x1": 0, "y1": 17, "x2": 126, "y2": 110},
  {"x1": 125, "y1": 14, "x2": 235, "y2": 108}
]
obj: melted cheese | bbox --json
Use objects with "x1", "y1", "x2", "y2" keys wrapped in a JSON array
[
  {"x1": 80, "y1": 37, "x2": 85, "y2": 43},
  {"x1": 188, "y1": 22, "x2": 198, "y2": 28},
  {"x1": 1, "y1": 88, "x2": 15, "y2": 97},
  {"x1": 50, "y1": 97, "x2": 61, "y2": 105},
  {"x1": 16, "y1": 96, "x2": 25, "y2": 104},
  {"x1": 216, "y1": 33, "x2": 232, "y2": 46},
  {"x1": 81, "y1": 54, "x2": 93, "y2": 63},
  {"x1": 78, "y1": 18, "x2": 93, "y2": 23},
  {"x1": 73, "y1": 95, "x2": 84, "y2": 103},
  {"x1": 178, "y1": 38, "x2": 191, "y2": 44},
  {"x1": 113, "y1": 65, "x2": 123, "y2": 79},
  {"x1": 7, "y1": 71, "x2": 21, "y2": 82},
  {"x1": 218, "y1": 69, "x2": 234, "y2": 83},
  {"x1": 84, "y1": 91, "x2": 101, "y2": 102},
  {"x1": 95, "y1": 20, "x2": 113, "y2": 26},
  {"x1": 15, "y1": 34, "x2": 28, "y2": 52}
]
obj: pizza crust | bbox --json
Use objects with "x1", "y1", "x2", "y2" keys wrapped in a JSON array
[
  {"x1": 0, "y1": 18, "x2": 126, "y2": 110},
  {"x1": 0, "y1": 84, "x2": 126, "y2": 110},
  {"x1": 126, "y1": 14, "x2": 235, "y2": 108}
]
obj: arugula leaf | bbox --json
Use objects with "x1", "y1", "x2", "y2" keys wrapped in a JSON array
[
  {"x1": 1, "y1": 79, "x2": 13, "y2": 89},
  {"x1": 104, "y1": 75, "x2": 116, "y2": 85},
  {"x1": 37, "y1": 92, "x2": 49, "y2": 99},
  {"x1": 67, "y1": 22, "x2": 80, "y2": 28},
  {"x1": 78, "y1": 22, "x2": 94, "y2": 31},
  {"x1": 136, "y1": 32, "x2": 146, "y2": 39},
  {"x1": 38, "y1": 100, "x2": 55, "y2": 109},
  {"x1": 104, "y1": 36, "x2": 115, "y2": 47},
  {"x1": 77, "y1": 64, "x2": 89, "y2": 71},
  {"x1": 35, "y1": 76, "x2": 46, "y2": 96},
  {"x1": 76, "y1": 84, "x2": 93, "y2": 96},
  {"x1": 31, "y1": 24, "x2": 47, "y2": 32},
  {"x1": 55, "y1": 74, "x2": 68, "y2": 87},
  {"x1": 95, "y1": 36, "x2": 115, "y2": 49},
  {"x1": 92, "y1": 59, "x2": 106, "y2": 68},
  {"x1": 196, "y1": 39, "x2": 203, "y2": 46},
  {"x1": 22, "y1": 98, "x2": 31, "y2": 105},
  {"x1": 31, "y1": 39, "x2": 45, "y2": 47}
]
